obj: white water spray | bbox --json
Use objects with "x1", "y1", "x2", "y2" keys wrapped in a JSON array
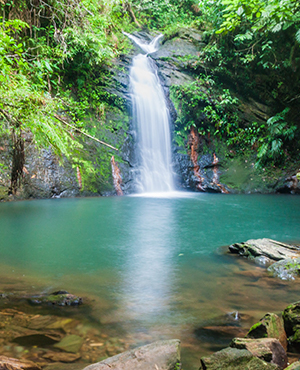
[{"x1": 126, "y1": 33, "x2": 174, "y2": 193}]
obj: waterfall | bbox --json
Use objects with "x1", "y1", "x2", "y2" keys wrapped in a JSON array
[{"x1": 125, "y1": 33, "x2": 174, "y2": 193}]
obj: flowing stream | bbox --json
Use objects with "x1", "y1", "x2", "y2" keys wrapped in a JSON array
[
  {"x1": 0, "y1": 194, "x2": 300, "y2": 368},
  {"x1": 125, "y1": 33, "x2": 174, "y2": 193}
]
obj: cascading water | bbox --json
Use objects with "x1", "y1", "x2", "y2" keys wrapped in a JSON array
[{"x1": 125, "y1": 33, "x2": 174, "y2": 193}]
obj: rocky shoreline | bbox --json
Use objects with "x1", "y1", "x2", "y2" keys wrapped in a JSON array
[
  {"x1": 229, "y1": 238, "x2": 300, "y2": 280},
  {"x1": 2, "y1": 299, "x2": 300, "y2": 370}
]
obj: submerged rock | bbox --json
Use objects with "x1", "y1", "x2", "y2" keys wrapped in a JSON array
[
  {"x1": 246, "y1": 313, "x2": 287, "y2": 351},
  {"x1": 229, "y1": 239, "x2": 299, "y2": 261},
  {"x1": 53, "y1": 335, "x2": 84, "y2": 353},
  {"x1": 43, "y1": 364, "x2": 85, "y2": 370},
  {"x1": 268, "y1": 257, "x2": 300, "y2": 280},
  {"x1": 199, "y1": 347, "x2": 279, "y2": 370},
  {"x1": 28, "y1": 291, "x2": 83, "y2": 306},
  {"x1": 42, "y1": 351, "x2": 81, "y2": 362},
  {"x1": 194, "y1": 312, "x2": 252, "y2": 348},
  {"x1": 83, "y1": 339, "x2": 181, "y2": 370},
  {"x1": 13, "y1": 333, "x2": 61, "y2": 346},
  {"x1": 0, "y1": 355, "x2": 41, "y2": 370}
]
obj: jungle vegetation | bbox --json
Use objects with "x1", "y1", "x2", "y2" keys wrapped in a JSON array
[{"x1": 0, "y1": 0, "x2": 299, "y2": 193}]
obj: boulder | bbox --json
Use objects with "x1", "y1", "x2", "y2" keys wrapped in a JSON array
[
  {"x1": 229, "y1": 239, "x2": 299, "y2": 261},
  {"x1": 199, "y1": 347, "x2": 280, "y2": 370},
  {"x1": 82, "y1": 339, "x2": 181, "y2": 370},
  {"x1": 246, "y1": 313, "x2": 287, "y2": 351},
  {"x1": 0, "y1": 356, "x2": 41, "y2": 370},
  {"x1": 268, "y1": 258, "x2": 300, "y2": 280},
  {"x1": 230, "y1": 337, "x2": 287, "y2": 368}
]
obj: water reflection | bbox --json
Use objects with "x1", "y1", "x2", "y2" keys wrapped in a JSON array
[{"x1": 120, "y1": 199, "x2": 176, "y2": 322}]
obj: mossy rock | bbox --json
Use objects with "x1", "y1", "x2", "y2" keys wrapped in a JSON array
[
  {"x1": 283, "y1": 301, "x2": 300, "y2": 337},
  {"x1": 268, "y1": 258, "x2": 300, "y2": 280},
  {"x1": 282, "y1": 301, "x2": 300, "y2": 352},
  {"x1": 247, "y1": 313, "x2": 287, "y2": 351},
  {"x1": 230, "y1": 337, "x2": 287, "y2": 368},
  {"x1": 200, "y1": 347, "x2": 280, "y2": 370}
]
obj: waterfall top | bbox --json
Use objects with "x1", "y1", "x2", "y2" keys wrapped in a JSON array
[{"x1": 123, "y1": 32, "x2": 163, "y2": 54}]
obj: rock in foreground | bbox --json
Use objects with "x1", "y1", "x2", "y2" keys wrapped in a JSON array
[
  {"x1": 246, "y1": 313, "x2": 287, "y2": 351},
  {"x1": 229, "y1": 238, "x2": 299, "y2": 261},
  {"x1": 83, "y1": 340, "x2": 181, "y2": 370},
  {"x1": 230, "y1": 337, "x2": 287, "y2": 368},
  {"x1": 200, "y1": 347, "x2": 280, "y2": 370}
]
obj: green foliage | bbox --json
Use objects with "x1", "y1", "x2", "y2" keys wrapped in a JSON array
[
  {"x1": 129, "y1": 0, "x2": 199, "y2": 29},
  {"x1": 256, "y1": 108, "x2": 297, "y2": 166},
  {"x1": 216, "y1": 0, "x2": 300, "y2": 35},
  {"x1": 0, "y1": 0, "x2": 131, "y2": 193},
  {"x1": 170, "y1": 75, "x2": 240, "y2": 147}
]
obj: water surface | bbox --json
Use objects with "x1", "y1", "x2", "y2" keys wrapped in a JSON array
[{"x1": 0, "y1": 193, "x2": 299, "y2": 368}]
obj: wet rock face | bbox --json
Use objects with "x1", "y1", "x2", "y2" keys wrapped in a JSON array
[
  {"x1": 151, "y1": 29, "x2": 205, "y2": 88},
  {"x1": 22, "y1": 148, "x2": 80, "y2": 200},
  {"x1": 83, "y1": 340, "x2": 181, "y2": 370},
  {"x1": 0, "y1": 132, "x2": 81, "y2": 201}
]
